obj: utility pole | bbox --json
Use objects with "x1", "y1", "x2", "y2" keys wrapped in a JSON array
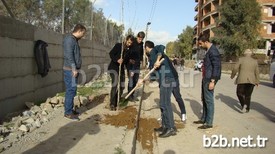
[
  {"x1": 61, "y1": 0, "x2": 65, "y2": 34},
  {"x1": 90, "y1": 0, "x2": 97, "y2": 41},
  {"x1": 143, "y1": 22, "x2": 151, "y2": 68}
]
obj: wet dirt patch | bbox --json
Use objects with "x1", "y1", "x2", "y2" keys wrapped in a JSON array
[
  {"x1": 101, "y1": 106, "x2": 185, "y2": 153},
  {"x1": 102, "y1": 106, "x2": 137, "y2": 129}
]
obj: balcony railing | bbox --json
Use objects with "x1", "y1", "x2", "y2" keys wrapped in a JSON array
[
  {"x1": 201, "y1": 24, "x2": 216, "y2": 33},
  {"x1": 194, "y1": 14, "x2": 198, "y2": 21},
  {"x1": 201, "y1": 10, "x2": 219, "y2": 21},
  {"x1": 195, "y1": 3, "x2": 198, "y2": 12}
]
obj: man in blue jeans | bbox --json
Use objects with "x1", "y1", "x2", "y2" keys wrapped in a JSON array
[
  {"x1": 193, "y1": 33, "x2": 221, "y2": 129},
  {"x1": 63, "y1": 24, "x2": 86, "y2": 121},
  {"x1": 142, "y1": 40, "x2": 184, "y2": 138}
]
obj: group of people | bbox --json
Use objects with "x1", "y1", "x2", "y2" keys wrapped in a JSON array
[
  {"x1": 172, "y1": 56, "x2": 185, "y2": 71},
  {"x1": 107, "y1": 32, "x2": 145, "y2": 110},
  {"x1": 62, "y1": 24, "x2": 260, "y2": 138}
]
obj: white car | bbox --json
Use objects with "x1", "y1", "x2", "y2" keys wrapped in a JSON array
[
  {"x1": 194, "y1": 60, "x2": 203, "y2": 71},
  {"x1": 270, "y1": 61, "x2": 275, "y2": 88}
]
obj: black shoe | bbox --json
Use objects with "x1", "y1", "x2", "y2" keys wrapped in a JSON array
[
  {"x1": 154, "y1": 127, "x2": 164, "y2": 132},
  {"x1": 64, "y1": 114, "x2": 80, "y2": 121},
  {"x1": 159, "y1": 128, "x2": 177, "y2": 138},
  {"x1": 110, "y1": 105, "x2": 117, "y2": 111},
  {"x1": 73, "y1": 110, "x2": 80, "y2": 115},
  {"x1": 193, "y1": 120, "x2": 204, "y2": 124},
  {"x1": 198, "y1": 125, "x2": 213, "y2": 129}
]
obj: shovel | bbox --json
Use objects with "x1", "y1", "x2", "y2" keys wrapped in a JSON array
[{"x1": 119, "y1": 58, "x2": 165, "y2": 107}]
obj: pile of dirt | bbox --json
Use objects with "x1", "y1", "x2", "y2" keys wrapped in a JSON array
[
  {"x1": 102, "y1": 106, "x2": 137, "y2": 129},
  {"x1": 101, "y1": 106, "x2": 185, "y2": 154}
]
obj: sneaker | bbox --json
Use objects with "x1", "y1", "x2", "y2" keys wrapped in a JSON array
[
  {"x1": 242, "y1": 105, "x2": 247, "y2": 113},
  {"x1": 64, "y1": 114, "x2": 80, "y2": 121},
  {"x1": 181, "y1": 114, "x2": 187, "y2": 122}
]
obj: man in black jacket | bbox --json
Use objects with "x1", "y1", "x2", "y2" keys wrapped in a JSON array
[
  {"x1": 108, "y1": 35, "x2": 135, "y2": 111},
  {"x1": 193, "y1": 33, "x2": 221, "y2": 129},
  {"x1": 126, "y1": 31, "x2": 145, "y2": 101}
]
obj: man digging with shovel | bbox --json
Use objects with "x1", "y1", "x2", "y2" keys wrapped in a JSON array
[{"x1": 138, "y1": 40, "x2": 185, "y2": 138}]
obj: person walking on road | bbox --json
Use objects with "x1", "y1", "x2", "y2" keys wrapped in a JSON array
[
  {"x1": 230, "y1": 49, "x2": 260, "y2": 113},
  {"x1": 63, "y1": 24, "x2": 86, "y2": 121},
  {"x1": 193, "y1": 33, "x2": 221, "y2": 129}
]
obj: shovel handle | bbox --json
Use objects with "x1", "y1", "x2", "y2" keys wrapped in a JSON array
[{"x1": 125, "y1": 58, "x2": 165, "y2": 99}]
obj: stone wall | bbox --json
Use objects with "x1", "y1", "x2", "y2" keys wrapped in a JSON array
[{"x1": 0, "y1": 16, "x2": 111, "y2": 120}]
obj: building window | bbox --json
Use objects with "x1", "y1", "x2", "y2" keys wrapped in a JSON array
[
  {"x1": 273, "y1": 7, "x2": 275, "y2": 16},
  {"x1": 272, "y1": 24, "x2": 275, "y2": 33}
]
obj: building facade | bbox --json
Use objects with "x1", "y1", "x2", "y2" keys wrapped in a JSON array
[{"x1": 194, "y1": 0, "x2": 275, "y2": 54}]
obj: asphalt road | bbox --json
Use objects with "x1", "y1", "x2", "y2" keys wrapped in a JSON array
[{"x1": 142, "y1": 68, "x2": 275, "y2": 153}]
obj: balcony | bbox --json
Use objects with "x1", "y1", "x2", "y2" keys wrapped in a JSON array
[
  {"x1": 195, "y1": 4, "x2": 198, "y2": 12},
  {"x1": 201, "y1": 23, "x2": 216, "y2": 33},
  {"x1": 201, "y1": 10, "x2": 219, "y2": 21},
  {"x1": 201, "y1": 0, "x2": 213, "y2": 9},
  {"x1": 194, "y1": 14, "x2": 198, "y2": 21}
]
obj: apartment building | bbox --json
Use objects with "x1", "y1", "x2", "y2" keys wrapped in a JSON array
[{"x1": 194, "y1": 0, "x2": 275, "y2": 53}]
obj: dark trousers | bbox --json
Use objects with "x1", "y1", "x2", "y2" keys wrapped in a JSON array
[
  {"x1": 237, "y1": 83, "x2": 255, "y2": 111},
  {"x1": 172, "y1": 78, "x2": 186, "y2": 114},
  {"x1": 110, "y1": 72, "x2": 125, "y2": 107},
  {"x1": 159, "y1": 78, "x2": 175, "y2": 129},
  {"x1": 127, "y1": 69, "x2": 140, "y2": 98}
]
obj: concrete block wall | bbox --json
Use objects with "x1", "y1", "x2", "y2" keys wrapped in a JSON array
[{"x1": 0, "y1": 16, "x2": 111, "y2": 120}]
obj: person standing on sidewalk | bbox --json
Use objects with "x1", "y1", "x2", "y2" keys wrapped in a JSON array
[
  {"x1": 193, "y1": 33, "x2": 221, "y2": 129},
  {"x1": 63, "y1": 24, "x2": 86, "y2": 120},
  {"x1": 230, "y1": 49, "x2": 259, "y2": 113},
  {"x1": 126, "y1": 31, "x2": 145, "y2": 101},
  {"x1": 142, "y1": 40, "x2": 186, "y2": 138},
  {"x1": 108, "y1": 35, "x2": 135, "y2": 111}
]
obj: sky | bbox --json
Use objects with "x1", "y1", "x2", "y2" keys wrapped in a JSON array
[{"x1": 93, "y1": 0, "x2": 197, "y2": 45}]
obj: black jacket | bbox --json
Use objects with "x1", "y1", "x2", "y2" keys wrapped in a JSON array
[
  {"x1": 125, "y1": 39, "x2": 143, "y2": 70},
  {"x1": 34, "y1": 40, "x2": 51, "y2": 77},
  {"x1": 108, "y1": 43, "x2": 130, "y2": 74}
]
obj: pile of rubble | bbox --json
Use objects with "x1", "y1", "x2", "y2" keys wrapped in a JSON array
[{"x1": 0, "y1": 95, "x2": 89, "y2": 152}]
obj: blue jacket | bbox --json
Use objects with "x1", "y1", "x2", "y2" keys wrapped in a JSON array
[
  {"x1": 203, "y1": 44, "x2": 221, "y2": 80},
  {"x1": 63, "y1": 34, "x2": 82, "y2": 70},
  {"x1": 149, "y1": 45, "x2": 178, "y2": 82}
]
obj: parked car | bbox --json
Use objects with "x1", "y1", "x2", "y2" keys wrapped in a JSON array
[{"x1": 194, "y1": 60, "x2": 203, "y2": 71}]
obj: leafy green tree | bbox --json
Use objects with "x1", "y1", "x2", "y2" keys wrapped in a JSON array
[
  {"x1": 212, "y1": 0, "x2": 261, "y2": 60},
  {"x1": 177, "y1": 26, "x2": 194, "y2": 59}
]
